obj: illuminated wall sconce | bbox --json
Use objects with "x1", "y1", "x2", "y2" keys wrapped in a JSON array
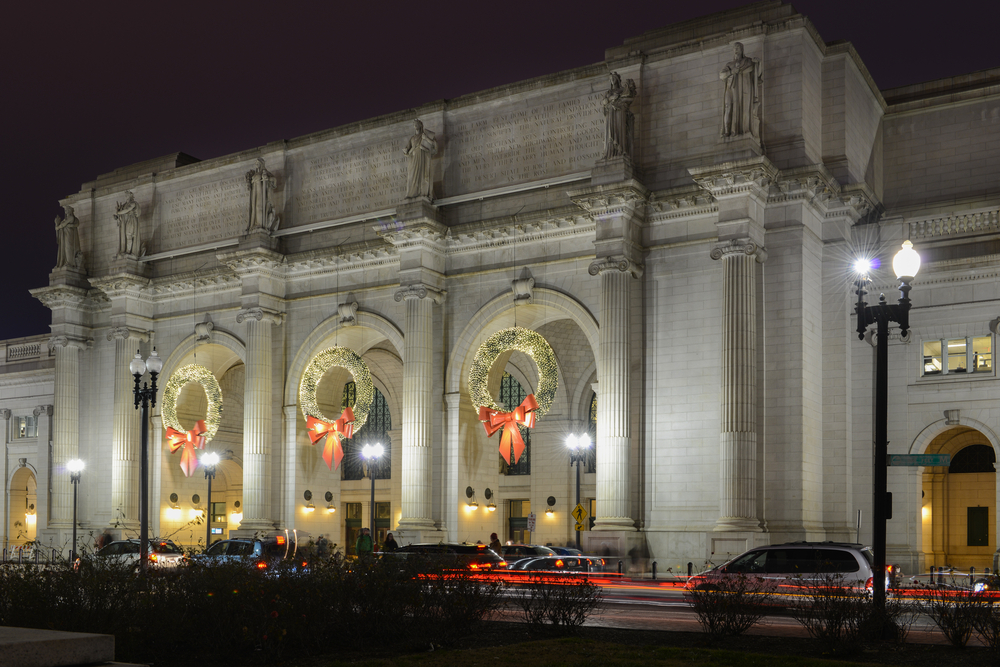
[
  {"x1": 325, "y1": 491, "x2": 336, "y2": 513},
  {"x1": 166, "y1": 505, "x2": 182, "y2": 520},
  {"x1": 327, "y1": 504, "x2": 336, "y2": 514},
  {"x1": 189, "y1": 508, "x2": 205, "y2": 520},
  {"x1": 231, "y1": 500, "x2": 242, "y2": 524},
  {"x1": 303, "y1": 490, "x2": 315, "y2": 512},
  {"x1": 304, "y1": 503, "x2": 316, "y2": 513},
  {"x1": 25, "y1": 504, "x2": 36, "y2": 526},
  {"x1": 545, "y1": 495, "x2": 556, "y2": 517},
  {"x1": 465, "y1": 486, "x2": 479, "y2": 510},
  {"x1": 485, "y1": 488, "x2": 496, "y2": 512}
]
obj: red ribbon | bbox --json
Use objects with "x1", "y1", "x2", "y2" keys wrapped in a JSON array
[
  {"x1": 166, "y1": 420, "x2": 207, "y2": 477},
  {"x1": 479, "y1": 394, "x2": 539, "y2": 465},
  {"x1": 307, "y1": 406, "x2": 355, "y2": 470}
]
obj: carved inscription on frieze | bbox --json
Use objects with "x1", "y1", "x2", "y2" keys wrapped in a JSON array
[
  {"x1": 159, "y1": 177, "x2": 246, "y2": 250},
  {"x1": 451, "y1": 93, "x2": 605, "y2": 190},
  {"x1": 295, "y1": 139, "x2": 405, "y2": 223}
]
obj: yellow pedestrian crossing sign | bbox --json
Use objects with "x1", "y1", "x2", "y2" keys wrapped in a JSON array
[
  {"x1": 575, "y1": 523, "x2": 585, "y2": 531},
  {"x1": 572, "y1": 503, "x2": 587, "y2": 523}
]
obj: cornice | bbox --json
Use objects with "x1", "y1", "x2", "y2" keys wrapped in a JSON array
[
  {"x1": 379, "y1": 219, "x2": 449, "y2": 252},
  {"x1": 216, "y1": 247, "x2": 286, "y2": 278},
  {"x1": 29, "y1": 284, "x2": 89, "y2": 310},
  {"x1": 445, "y1": 214, "x2": 594, "y2": 254},
  {"x1": 0, "y1": 369, "x2": 54, "y2": 388},
  {"x1": 284, "y1": 244, "x2": 400, "y2": 276},
  {"x1": 88, "y1": 273, "x2": 153, "y2": 301},
  {"x1": 569, "y1": 182, "x2": 649, "y2": 217},
  {"x1": 147, "y1": 271, "x2": 242, "y2": 297},
  {"x1": 689, "y1": 156, "x2": 778, "y2": 199}
]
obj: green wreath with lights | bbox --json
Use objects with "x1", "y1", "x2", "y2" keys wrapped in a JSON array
[
  {"x1": 161, "y1": 364, "x2": 223, "y2": 439},
  {"x1": 468, "y1": 326, "x2": 558, "y2": 416},
  {"x1": 299, "y1": 346, "x2": 373, "y2": 430}
]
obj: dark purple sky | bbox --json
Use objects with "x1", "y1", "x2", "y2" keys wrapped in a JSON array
[{"x1": 2, "y1": 1, "x2": 996, "y2": 340}]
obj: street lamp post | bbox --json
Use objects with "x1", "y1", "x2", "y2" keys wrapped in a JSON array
[
  {"x1": 201, "y1": 452, "x2": 220, "y2": 548},
  {"x1": 67, "y1": 459, "x2": 84, "y2": 563},
  {"x1": 129, "y1": 348, "x2": 163, "y2": 573},
  {"x1": 853, "y1": 240, "x2": 920, "y2": 612},
  {"x1": 567, "y1": 433, "x2": 591, "y2": 551},
  {"x1": 361, "y1": 443, "x2": 384, "y2": 542}
]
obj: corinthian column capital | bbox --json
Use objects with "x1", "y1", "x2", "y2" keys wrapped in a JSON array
[{"x1": 588, "y1": 256, "x2": 643, "y2": 279}]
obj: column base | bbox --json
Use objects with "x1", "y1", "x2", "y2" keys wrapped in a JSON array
[
  {"x1": 394, "y1": 525, "x2": 445, "y2": 548},
  {"x1": 592, "y1": 518, "x2": 636, "y2": 532},
  {"x1": 707, "y1": 530, "x2": 770, "y2": 564},
  {"x1": 231, "y1": 520, "x2": 277, "y2": 537},
  {"x1": 714, "y1": 517, "x2": 763, "y2": 532},
  {"x1": 582, "y1": 530, "x2": 645, "y2": 560}
]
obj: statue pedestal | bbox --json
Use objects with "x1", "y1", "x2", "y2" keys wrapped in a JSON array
[
  {"x1": 720, "y1": 134, "x2": 764, "y2": 160},
  {"x1": 592, "y1": 156, "x2": 637, "y2": 186},
  {"x1": 109, "y1": 256, "x2": 150, "y2": 278},
  {"x1": 47, "y1": 266, "x2": 88, "y2": 288},
  {"x1": 397, "y1": 197, "x2": 440, "y2": 224},
  {"x1": 240, "y1": 228, "x2": 280, "y2": 252}
]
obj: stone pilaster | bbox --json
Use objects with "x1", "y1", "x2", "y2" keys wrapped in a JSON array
[
  {"x1": 48, "y1": 336, "x2": 88, "y2": 527},
  {"x1": 442, "y1": 392, "x2": 462, "y2": 540},
  {"x1": 394, "y1": 285, "x2": 445, "y2": 535},
  {"x1": 236, "y1": 307, "x2": 283, "y2": 532},
  {"x1": 588, "y1": 257, "x2": 642, "y2": 531},
  {"x1": 710, "y1": 241, "x2": 766, "y2": 530},
  {"x1": 33, "y1": 405, "x2": 53, "y2": 534},
  {"x1": 108, "y1": 326, "x2": 149, "y2": 529}
]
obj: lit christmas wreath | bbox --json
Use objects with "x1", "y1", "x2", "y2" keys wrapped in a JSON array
[
  {"x1": 299, "y1": 346, "x2": 373, "y2": 470},
  {"x1": 468, "y1": 326, "x2": 558, "y2": 464},
  {"x1": 161, "y1": 364, "x2": 223, "y2": 477}
]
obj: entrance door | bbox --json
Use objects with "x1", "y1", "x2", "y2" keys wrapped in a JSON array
[
  {"x1": 345, "y1": 502, "x2": 362, "y2": 556},
  {"x1": 508, "y1": 499, "x2": 531, "y2": 544}
]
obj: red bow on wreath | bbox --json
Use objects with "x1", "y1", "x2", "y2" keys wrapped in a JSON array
[
  {"x1": 307, "y1": 407, "x2": 355, "y2": 470},
  {"x1": 166, "y1": 420, "x2": 207, "y2": 477},
  {"x1": 479, "y1": 394, "x2": 539, "y2": 465}
]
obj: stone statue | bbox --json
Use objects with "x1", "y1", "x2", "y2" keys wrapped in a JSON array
[
  {"x1": 113, "y1": 191, "x2": 141, "y2": 258},
  {"x1": 245, "y1": 157, "x2": 277, "y2": 234},
  {"x1": 719, "y1": 42, "x2": 762, "y2": 139},
  {"x1": 601, "y1": 71, "x2": 637, "y2": 161},
  {"x1": 403, "y1": 119, "x2": 437, "y2": 199},
  {"x1": 266, "y1": 202, "x2": 280, "y2": 233},
  {"x1": 54, "y1": 205, "x2": 83, "y2": 270}
]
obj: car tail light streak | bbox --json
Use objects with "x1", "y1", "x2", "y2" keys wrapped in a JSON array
[{"x1": 257, "y1": 561, "x2": 268, "y2": 570}]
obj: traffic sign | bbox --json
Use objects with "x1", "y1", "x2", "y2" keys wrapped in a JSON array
[
  {"x1": 575, "y1": 523, "x2": 585, "y2": 531},
  {"x1": 572, "y1": 503, "x2": 588, "y2": 523},
  {"x1": 888, "y1": 454, "x2": 951, "y2": 467},
  {"x1": 527, "y1": 512, "x2": 536, "y2": 531}
]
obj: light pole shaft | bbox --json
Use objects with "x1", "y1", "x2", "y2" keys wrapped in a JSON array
[
  {"x1": 139, "y1": 394, "x2": 149, "y2": 573},
  {"x1": 370, "y1": 470, "x2": 376, "y2": 542},
  {"x1": 206, "y1": 473, "x2": 213, "y2": 548},
  {"x1": 873, "y1": 314, "x2": 889, "y2": 609},
  {"x1": 71, "y1": 479, "x2": 78, "y2": 562},
  {"x1": 575, "y1": 459, "x2": 582, "y2": 551}
]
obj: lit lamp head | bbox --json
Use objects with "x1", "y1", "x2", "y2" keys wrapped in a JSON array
[
  {"x1": 892, "y1": 240, "x2": 921, "y2": 281},
  {"x1": 361, "y1": 443, "x2": 384, "y2": 460},
  {"x1": 201, "y1": 452, "x2": 220, "y2": 468},
  {"x1": 67, "y1": 458, "x2": 84, "y2": 482}
]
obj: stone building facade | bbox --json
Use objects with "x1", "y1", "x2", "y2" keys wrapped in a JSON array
[{"x1": 3, "y1": 1, "x2": 1000, "y2": 573}]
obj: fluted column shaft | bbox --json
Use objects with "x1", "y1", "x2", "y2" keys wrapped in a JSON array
[
  {"x1": 397, "y1": 289, "x2": 436, "y2": 529},
  {"x1": 49, "y1": 338, "x2": 82, "y2": 526},
  {"x1": 590, "y1": 259, "x2": 637, "y2": 531},
  {"x1": 111, "y1": 330, "x2": 143, "y2": 529},
  {"x1": 712, "y1": 242, "x2": 763, "y2": 530},
  {"x1": 239, "y1": 309, "x2": 279, "y2": 531}
]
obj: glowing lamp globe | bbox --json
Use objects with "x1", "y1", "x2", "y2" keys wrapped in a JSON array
[{"x1": 892, "y1": 240, "x2": 921, "y2": 280}]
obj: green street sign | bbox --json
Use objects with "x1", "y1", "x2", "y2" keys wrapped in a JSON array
[{"x1": 888, "y1": 454, "x2": 951, "y2": 467}]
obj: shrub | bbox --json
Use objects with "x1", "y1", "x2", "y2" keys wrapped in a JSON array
[
  {"x1": 688, "y1": 573, "x2": 777, "y2": 637},
  {"x1": 509, "y1": 574, "x2": 603, "y2": 632},
  {"x1": 920, "y1": 586, "x2": 988, "y2": 647}
]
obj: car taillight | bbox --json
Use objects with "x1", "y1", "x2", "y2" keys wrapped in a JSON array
[
  {"x1": 555, "y1": 559, "x2": 564, "y2": 568},
  {"x1": 498, "y1": 561, "x2": 507, "y2": 568},
  {"x1": 257, "y1": 561, "x2": 268, "y2": 570},
  {"x1": 276, "y1": 536, "x2": 286, "y2": 546},
  {"x1": 865, "y1": 577, "x2": 873, "y2": 589},
  {"x1": 469, "y1": 563, "x2": 480, "y2": 570},
  {"x1": 149, "y1": 553, "x2": 158, "y2": 563}
]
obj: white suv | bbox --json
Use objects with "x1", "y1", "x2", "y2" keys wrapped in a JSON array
[
  {"x1": 687, "y1": 542, "x2": 882, "y2": 592},
  {"x1": 95, "y1": 539, "x2": 185, "y2": 569}
]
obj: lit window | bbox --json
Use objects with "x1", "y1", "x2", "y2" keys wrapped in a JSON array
[
  {"x1": 14, "y1": 416, "x2": 37, "y2": 439},
  {"x1": 923, "y1": 336, "x2": 992, "y2": 377}
]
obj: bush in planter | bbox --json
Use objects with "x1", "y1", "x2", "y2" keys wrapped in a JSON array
[
  {"x1": 509, "y1": 574, "x2": 603, "y2": 632},
  {"x1": 688, "y1": 573, "x2": 777, "y2": 637}
]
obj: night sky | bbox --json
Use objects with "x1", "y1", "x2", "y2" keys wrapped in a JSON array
[{"x1": 2, "y1": 0, "x2": 996, "y2": 341}]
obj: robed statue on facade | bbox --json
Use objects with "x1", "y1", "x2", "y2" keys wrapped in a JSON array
[
  {"x1": 719, "y1": 42, "x2": 762, "y2": 140},
  {"x1": 114, "y1": 191, "x2": 141, "y2": 258},
  {"x1": 245, "y1": 157, "x2": 278, "y2": 234},
  {"x1": 403, "y1": 119, "x2": 437, "y2": 199},
  {"x1": 54, "y1": 205, "x2": 83, "y2": 271},
  {"x1": 601, "y1": 71, "x2": 637, "y2": 161}
]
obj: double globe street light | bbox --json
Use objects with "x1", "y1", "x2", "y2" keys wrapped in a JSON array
[
  {"x1": 853, "y1": 240, "x2": 921, "y2": 611},
  {"x1": 361, "y1": 443, "x2": 384, "y2": 543},
  {"x1": 129, "y1": 348, "x2": 163, "y2": 573}
]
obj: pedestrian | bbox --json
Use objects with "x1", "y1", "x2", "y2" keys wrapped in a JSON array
[
  {"x1": 316, "y1": 533, "x2": 331, "y2": 559},
  {"x1": 355, "y1": 527, "x2": 374, "y2": 557},
  {"x1": 383, "y1": 532, "x2": 398, "y2": 552},
  {"x1": 489, "y1": 532, "x2": 502, "y2": 554}
]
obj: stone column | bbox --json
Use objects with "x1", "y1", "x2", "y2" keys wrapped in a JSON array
[
  {"x1": 48, "y1": 336, "x2": 85, "y2": 527},
  {"x1": 442, "y1": 392, "x2": 461, "y2": 541},
  {"x1": 394, "y1": 285, "x2": 444, "y2": 534},
  {"x1": 588, "y1": 257, "x2": 641, "y2": 531},
  {"x1": 710, "y1": 241, "x2": 766, "y2": 531},
  {"x1": 236, "y1": 307, "x2": 282, "y2": 532},
  {"x1": 33, "y1": 405, "x2": 53, "y2": 532},
  {"x1": 282, "y1": 404, "x2": 299, "y2": 529},
  {"x1": 108, "y1": 327, "x2": 147, "y2": 530}
]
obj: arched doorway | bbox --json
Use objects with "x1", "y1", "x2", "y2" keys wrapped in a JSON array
[
  {"x1": 921, "y1": 427, "x2": 997, "y2": 571},
  {"x1": 8, "y1": 467, "x2": 37, "y2": 547}
]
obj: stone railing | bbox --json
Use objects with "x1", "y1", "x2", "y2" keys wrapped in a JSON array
[
  {"x1": 7, "y1": 342, "x2": 41, "y2": 362},
  {"x1": 1, "y1": 335, "x2": 54, "y2": 366},
  {"x1": 908, "y1": 208, "x2": 1000, "y2": 240}
]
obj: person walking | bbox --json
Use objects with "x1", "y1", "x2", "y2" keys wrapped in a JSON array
[
  {"x1": 489, "y1": 532, "x2": 502, "y2": 554},
  {"x1": 382, "y1": 532, "x2": 398, "y2": 552},
  {"x1": 315, "y1": 534, "x2": 331, "y2": 559},
  {"x1": 355, "y1": 527, "x2": 374, "y2": 558}
]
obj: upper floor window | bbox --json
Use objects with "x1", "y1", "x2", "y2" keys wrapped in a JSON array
[
  {"x1": 923, "y1": 336, "x2": 992, "y2": 376},
  {"x1": 499, "y1": 372, "x2": 530, "y2": 476},
  {"x1": 14, "y1": 415, "x2": 36, "y2": 439},
  {"x1": 340, "y1": 382, "x2": 392, "y2": 481}
]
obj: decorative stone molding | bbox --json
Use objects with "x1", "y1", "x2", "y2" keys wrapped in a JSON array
[
  {"x1": 710, "y1": 239, "x2": 768, "y2": 264},
  {"x1": 945, "y1": 409, "x2": 961, "y2": 425},
  {"x1": 30, "y1": 285, "x2": 90, "y2": 310},
  {"x1": 18, "y1": 458, "x2": 27, "y2": 468},
  {"x1": 33, "y1": 405, "x2": 53, "y2": 418},
  {"x1": 106, "y1": 326, "x2": 151, "y2": 343},
  {"x1": 512, "y1": 277, "x2": 534, "y2": 304},
  {"x1": 48, "y1": 335, "x2": 90, "y2": 351},
  {"x1": 394, "y1": 284, "x2": 446, "y2": 305},
  {"x1": 0, "y1": 409, "x2": 10, "y2": 420},
  {"x1": 195, "y1": 321, "x2": 214, "y2": 342},
  {"x1": 380, "y1": 224, "x2": 448, "y2": 249},
  {"x1": 571, "y1": 190, "x2": 644, "y2": 216},
  {"x1": 910, "y1": 207, "x2": 1000, "y2": 242},
  {"x1": 217, "y1": 248, "x2": 285, "y2": 277},
  {"x1": 689, "y1": 157, "x2": 778, "y2": 199},
  {"x1": 235, "y1": 307, "x2": 284, "y2": 326},
  {"x1": 990, "y1": 316, "x2": 1000, "y2": 336},
  {"x1": 588, "y1": 256, "x2": 643, "y2": 279},
  {"x1": 338, "y1": 301, "x2": 359, "y2": 326},
  {"x1": 88, "y1": 274, "x2": 152, "y2": 299}
]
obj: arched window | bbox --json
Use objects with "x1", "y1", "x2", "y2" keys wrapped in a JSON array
[
  {"x1": 499, "y1": 372, "x2": 530, "y2": 476},
  {"x1": 340, "y1": 382, "x2": 392, "y2": 481},
  {"x1": 949, "y1": 444, "x2": 996, "y2": 474}
]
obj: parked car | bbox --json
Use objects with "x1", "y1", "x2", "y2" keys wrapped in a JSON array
[
  {"x1": 549, "y1": 546, "x2": 584, "y2": 557},
  {"x1": 387, "y1": 543, "x2": 508, "y2": 571},
  {"x1": 686, "y1": 542, "x2": 883, "y2": 593},
  {"x1": 509, "y1": 555, "x2": 605, "y2": 573},
  {"x1": 94, "y1": 539, "x2": 185, "y2": 569},
  {"x1": 500, "y1": 544, "x2": 557, "y2": 564},
  {"x1": 192, "y1": 535, "x2": 299, "y2": 571}
]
